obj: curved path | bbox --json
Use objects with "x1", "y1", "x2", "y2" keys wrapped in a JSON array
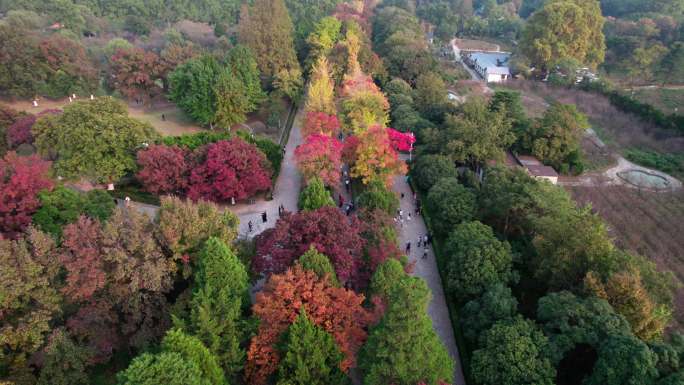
[{"x1": 392, "y1": 175, "x2": 467, "y2": 385}]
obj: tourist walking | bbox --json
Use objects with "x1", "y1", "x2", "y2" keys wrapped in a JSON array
[
  {"x1": 405, "y1": 242, "x2": 411, "y2": 253},
  {"x1": 262, "y1": 211, "x2": 268, "y2": 223},
  {"x1": 417, "y1": 237, "x2": 422, "y2": 248},
  {"x1": 248, "y1": 221, "x2": 253, "y2": 233},
  {"x1": 423, "y1": 246, "x2": 429, "y2": 259}
]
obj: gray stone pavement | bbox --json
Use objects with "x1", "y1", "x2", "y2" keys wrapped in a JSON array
[{"x1": 392, "y1": 175, "x2": 467, "y2": 385}]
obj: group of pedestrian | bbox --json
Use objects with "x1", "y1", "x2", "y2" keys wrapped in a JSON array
[
  {"x1": 406, "y1": 234, "x2": 431, "y2": 259},
  {"x1": 277, "y1": 204, "x2": 285, "y2": 217}
]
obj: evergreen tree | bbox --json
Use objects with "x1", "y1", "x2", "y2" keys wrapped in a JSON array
[
  {"x1": 189, "y1": 237, "x2": 249, "y2": 379},
  {"x1": 38, "y1": 329, "x2": 90, "y2": 385},
  {"x1": 226, "y1": 45, "x2": 266, "y2": 109},
  {"x1": 297, "y1": 246, "x2": 340, "y2": 286},
  {"x1": 276, "y1": 308, "x2": 347, "y2": 385},
  {"x1": 238, "y1": 0, "x2": 301, "y2": 84},
  {"x1": 161, "y1": 329, "x2": 226, "y2": 385},
  {"x1": 360, "y1": 274, "x2": 454, "y2": 385},
  {"x1": 298, "y1": 177, "x2": 335, "y2": 211}
]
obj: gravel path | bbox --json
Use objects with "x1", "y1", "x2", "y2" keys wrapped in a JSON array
[{"x1": 392, "y1": 175, "x2": 467, "y2": 385}]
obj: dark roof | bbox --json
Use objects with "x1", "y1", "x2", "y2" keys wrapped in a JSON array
[{"x1": 526, "y1": 165, "x2": 558, "y2": 177}]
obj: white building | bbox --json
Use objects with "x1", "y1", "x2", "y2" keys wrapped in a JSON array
[{"x1": 461, "y1": 51, "x2": 511, "y2": 83}]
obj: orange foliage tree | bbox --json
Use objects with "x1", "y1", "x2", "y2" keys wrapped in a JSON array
[
  {"x1": 350, "y1": 125, "x2": 406, "y2": 186},
  {"x1": 245, "y1": 266, "x2": 372, "y2": 385}
]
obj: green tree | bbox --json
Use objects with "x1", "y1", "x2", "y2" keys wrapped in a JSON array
[
  {"x1": 369, "y1": 258, "x2": 406, "y2": 299},
  {"x1": 238, "y1": 0, "x2": 301, "y2": 84},
  {"x1": 444, "y1": 221, "x2": 514, "y2": 301},
  {"x1": 33, "y1": 186, "x2": 115, "y2": 239},
  {"x1": 38, "y1": 329, "x2": 91, "y2": 385},
  {"x1": 117, "y1": 352, "x2": 208, "y2": 385},
  {"x1": 471, "y1": 317, "x2": 555, "y2": 385},
  {"x1": 585, "y1": 335, "x2": 659, "y2": 385},
  {"x1": 422, "y1": 97, "x2": 514, "y2": 168},
  {"x1": 226, "y1": 45, "x2": 266, "y2": 109},
  {"x1": 189, "y1": 237, "x2": 249, "y2": 378},
  {"x1": 411, "y1": 154, "x2": 457, "y2": 193},
  {"x1": 214, "y1": 70, "x2": 252, "y2": 129},
  {"x1": 425, "y1": 178, "x2": 477, "y2": 238},
  {"x1": 460, "y1": 283, "x2": 519, "y2": 343},
  {"x1": 305, "y1": 16, "x2": 342, "y2": 68},
  {"x1": 414, "y1": 72, "x2": 448, "y2": 121},
  {"x1": 297, "y1": 246, "x2": 340, "y2": 286},
  {"x1": 522, "y1": 103, "x2": 588, "y2": 171},
  {"x1": 657, "y1": 42, "x2": 684, "y2": 85},
  {"x1": 489, "y1": 90, "x2": 529, "y2": 144},
  {"x1": 359, "y1": 274, "x2": 454, "y2": 385},
  {"x1": 161, "y1": 329, "x2": 226, "y2": 385},
  {"x1": 521, "y1": 0, "x2": 605, "y2": 70},
  {"x1": 287, "y1": 0, "x2": 342, "y2": 60},
  {"x1": 298, "y1": 177, "x2": 335, "y2": 211},
  {"x1": 168, "y1": 54, "x2": 222, "y2": 127},
  {"x1": 32, "y1": 98, "x2": 158, "y2": 183},
  {"x1": 536, "y1": 291, "x2": 631, "y2": 362},
  {"x1": 357, "y1": 179, "x2": 400, "y2": 215},
  {"x1": 276, "y1": 308, "x2": 347, "y2": 385}
]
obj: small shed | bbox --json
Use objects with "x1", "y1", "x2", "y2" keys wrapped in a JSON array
[{"x1": 526, "y1": 165, "x2": 559, "y2": 184}]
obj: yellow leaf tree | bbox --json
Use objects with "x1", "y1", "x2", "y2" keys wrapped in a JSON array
[
  {"x1": 350, "y1": 125, "x2": 406, "y2": 186},
  {"x1": 305, "y1": 57, "x2": 336, "y2": 115}
]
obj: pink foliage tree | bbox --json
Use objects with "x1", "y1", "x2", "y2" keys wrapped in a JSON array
[
  {"x1": 0, "y1": 152, "x2": 53, "y2": 237},
  {"x1": 187, "y1": 138, "x2": 272, "y2": 203},
  {"x1": 136, "y1": 144, "x2": 189, "y2": 195},
  {"x1": 386, "y1": 127, "x2": 416, "y2": 152},
  {"x1": 7, "y1": 109, "x2": 62, "y2": 148},
  {"x1": 302, "y1": 111, "x2": 341, "y2": 138},
  {"x1": 294, "y1": 133, "x2": 343, "y2": 186}
]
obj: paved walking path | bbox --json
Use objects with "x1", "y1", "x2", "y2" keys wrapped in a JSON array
[
  {"x1": 392, "y1": 175, "x2": 467, "y2": 385},
  {"x1": 122, "y1": 106, "x2": 305, "y2": 236}
]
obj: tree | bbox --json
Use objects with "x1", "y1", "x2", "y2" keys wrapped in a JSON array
[
  {"x1": 340, "y1": 90, "x2": 390, "y2": 135},
  {"x1": 470, "y1": 317, "x2": 556, "y2": 385},
  {"x1": 444, "y1": 221, "x2": 514, "y2": 301},
  {"x1": 213, "y1": 70, "x2": 253, "y2": 129},
  {"x1": 357, "y1": 179, "x2": 399, "y2": 215},
  {"x1": 161, "y1": 329, "x2": 227, "y2": 385},
  {"x1": 585, "y1": 267, "x2": 671, "y2": 341},
  {"x1": 225, "y1": 45, "x2": 266, "y2": 109},
  {"x1": 305, "y1": 57, "x2": 336, "y2": 115},
  {"x1": 0, "y1": 104, "x2": 21, "y2": 154},
  {"x1": 110, "y1": 47, "x2": 163, "y2": 104},
  {"x1": 168, "y1": 55, "x2": 223, "y2": 127},
  {"x1": 411, "y1": 154, "x2": 457, "y2": 193},
  {"x1": 425, "y1": 178, "x2": 476, "y2": 238},
  {"x1": 414, "y1": 72, "x2": 448, "y2": 121},
  {"x1": 6, "y1": 114, "x2": 36, "y2": 149},
  {"x1": 460, "y1": 284, "x2": 519, "y2": 343},
  {"x1": 521, "y1": 0, "x2": 605, "y2": 70},
  {"x1": 627, "y1": 44, "x2": 669, "y2": 84},
  {"x1": 536, "y1": 291, "x2": 631, "y2": 362},
  {"x1": 351, "y1": 125, "x2": 407, "y2": 187},
  {"x1": 33, "y1": 186, "x2": 115, "y2": 239},
  {"x1": 60, "y1": 215, "x2": 106, "y2": 302},
  {"x1": 424, "y1": 97, "x2": 514, "y2": 168},
  {"x1": 302, "y1": 112, "x2": 341, "y2": 138},
  {"x1": 585, "y1": 335, "x2": 659, "y2": 385},
  {"x1": 253, "y1": 207, "x2": 365, "y2": 286},
  {"x1": 657, "y1": 42, "x2": 684, "y2": 84},
  {"x1": 368, "y1": 258, "x2": 406, "y2": 299},
  {"x1": 188, "y1": 238, "x2": 248, "y2": 379},
  {"x1": 136, "y1": 144, "x2": 190, "y2": 195},
  {"x1": 276, "y1": 309, "x2": 347, "y2": 385},
  {"x1": 297, "y1": 246, "x2": 340, "y2": 287},
  {"x1": 188, "y1": 139, "x2": 272, "y2": 203},
  {"x1": 489, "y1": 90, "x2": 529, "y2": 142},
  {"x1": 295, "y1": 133, "x2": 343, "y2": 187},
  {"x1": 157, "y1": 196, "x2": 239, "y2": 259},
  {"x1": 359, "y1": 274, "x2": 454, "y2": 385},
  {"x1": 0, "y1": 152, "x2": 53, "y2": 237},
  {"x1": 38, "y1": 329, "x2": 90, "y2": 385},
  {"x1": 299, "y1": 177, "x2": 335, "y2": 211},
  {"x1": 32, "y1": 98, "x2": 158, "y2": 183},
  {"x1": 305, "y1": 16, "x2": 343, "y2": 67},
  {"x1": 522, "y1": 103, "x2": 588, "y2": 171},
  {"x1": 0, "y1": 228, "x2": 61, "y2": 380},
  {"x1": 238, "y1": 0, "x2": 302, "y2": 85},
  {"x1": 246, "y1": 266, "x2": 370, "y2": 385},
  {"x1": 117, "y1": 352, "x2": 208, "y2": 385}
]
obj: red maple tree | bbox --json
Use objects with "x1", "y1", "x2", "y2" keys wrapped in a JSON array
[
  {"x1": 187, "y1": 139, "x2": 272, "y2": 203},
  {"x1": 302, "y1": 111, "x2": 341, "y2": 138},
  {"x1": 136, "y1": 144, "x2": 190, "y2": 195},
  {"x1": 0, "y1": 152, "x2": 53, "y2": 238},
  {"x1": 253, "y1": 206, "x2": 366, "y2": 286},
  {"x1": 294, "y1": 133, "x2": 343, "y2": 186},
  {"x1": 342, "y1": 134, "x2": 361, "y2": 165},
  {"x1": 6, "y1": 114, "x2": 36, "y2": 148},
  {"x1": 245, "y1": 266, "x2": 371, "y2": 385},
  {"x1": 60, "y1": 215, "x2": 107, "y2": 302},
  {"x1": 110, "y1": 47, "x2": 163, "y2": 103},
  {"x1": 387, "y1": 127, "x2": 416, "y2": 152}
]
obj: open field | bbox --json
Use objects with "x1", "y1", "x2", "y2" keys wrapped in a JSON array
[
  {"x1": 630, "y1": 87, "x2": 684, "y2": 116},
  {"x1": 568, "y1": 185, "x2": 684, "y2": 331},
  {"x1": 502, "y1": 81, "x2": 684, "y2": 170}
]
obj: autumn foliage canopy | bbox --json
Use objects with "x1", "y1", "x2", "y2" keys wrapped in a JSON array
[
  {"x1": 245, "y1": 266, "x2": 371, "y2": 385},
  {"x1": 294, "y1": 133, "x2": 343, "y2": 186},
  {"x1": 302, "y1": 111, "x2": 341, "y2": 138}
]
